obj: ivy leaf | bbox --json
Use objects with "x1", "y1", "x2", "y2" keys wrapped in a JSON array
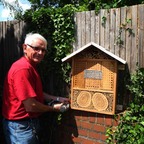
[{"x1": 140, "y1": 121, "x2": 144, "y2": 126}]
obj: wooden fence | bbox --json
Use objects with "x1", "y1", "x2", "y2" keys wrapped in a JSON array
[
  {"x1": 0, "y1": 20, "x2": 27, "y2": 86},
  {"x1": 74, "y1": 4, "x2": 144, "y2": 72}
]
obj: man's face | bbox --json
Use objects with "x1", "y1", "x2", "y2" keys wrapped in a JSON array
[{"x1": 23, "y1": 38, "x2": 47, "y2": 64}]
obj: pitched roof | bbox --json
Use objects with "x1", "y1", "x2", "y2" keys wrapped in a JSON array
[{"x1": 62, "y1": 42, "x2": 126, "y2": 64}]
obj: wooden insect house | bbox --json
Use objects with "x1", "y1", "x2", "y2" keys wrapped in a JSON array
[{"x1": 62, "y1": 42, "x2": 126, "y2": 115}]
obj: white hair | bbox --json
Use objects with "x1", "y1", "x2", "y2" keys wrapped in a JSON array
[{"x1": 24, "y1": 33, "x2": 47, "y2": 47}]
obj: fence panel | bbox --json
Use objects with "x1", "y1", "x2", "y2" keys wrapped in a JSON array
[
  {"x1": 138, "y1": 5, "x2": 144, "y2": 68},
  {"x1": 0, "y1": 20, "x2": 26, "y2": 85},
  {"x1": 74, "y1": 4, "x2": 144, "y2": 72}
]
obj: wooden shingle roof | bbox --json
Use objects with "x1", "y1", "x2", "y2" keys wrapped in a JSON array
[{"x1": 62, "y1": 42, "x2": 126, "y2": 64}]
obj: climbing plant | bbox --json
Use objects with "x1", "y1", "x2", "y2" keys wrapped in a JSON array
[{"x1": 106, "y1": 67, "x2": 144, "y2": 144}]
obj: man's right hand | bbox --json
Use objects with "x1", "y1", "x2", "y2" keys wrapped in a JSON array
[{"x1": 52, "y1": 103, "x2": 63, "y2": 112}]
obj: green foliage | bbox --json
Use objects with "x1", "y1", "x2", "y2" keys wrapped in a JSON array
[
  {"x1": 102, "y1": 16, "x2": 107, "y2": 27},
  {"x1": 51, "y1": 5, "x2": 76, "y2": 61},
  {"x1": 115, "y1": 18, "x2": 135, "y2": 46},
  {"x1": 26, "y1": 0, "x2": 144, "y2": 13},
  {"x1": 106, "y1": 68, "x2": 144, "y2": 144}
]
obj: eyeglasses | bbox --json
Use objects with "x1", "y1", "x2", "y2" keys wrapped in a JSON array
[{"x1": 26, "y1": 44, "x2": 47, "y2": 53}]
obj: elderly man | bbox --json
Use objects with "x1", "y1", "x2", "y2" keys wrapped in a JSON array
[{"x1": 2, "y1": 33, "x2": 69, "y2": 144}]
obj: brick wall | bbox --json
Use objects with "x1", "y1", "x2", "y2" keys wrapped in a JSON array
[{"x1": 50, "y1": 109, "x2": 118, "y2": 144}]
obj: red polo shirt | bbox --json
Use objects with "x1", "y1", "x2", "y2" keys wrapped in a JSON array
[{"x1": 2, "y1": 57, "x2": 44, "y2": 120}]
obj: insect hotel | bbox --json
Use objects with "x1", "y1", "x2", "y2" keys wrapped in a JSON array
[{"x1": 62, "y1": 42, "x2": 126, "y2": 115}]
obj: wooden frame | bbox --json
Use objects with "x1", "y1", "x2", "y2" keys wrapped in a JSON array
[{"x1": 71, "y1": 57, "x2": 117, "y2": 115}]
